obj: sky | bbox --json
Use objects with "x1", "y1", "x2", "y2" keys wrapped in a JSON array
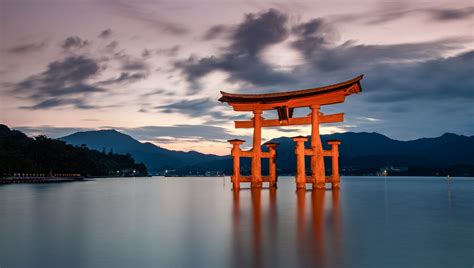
[{"x1": 1, "y1": 0, "x2": 473, "y2": 155}]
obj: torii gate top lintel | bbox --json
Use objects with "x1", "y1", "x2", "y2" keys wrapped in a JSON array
[{"x1": 218, "y1": 75, "x2": 363, "y2": 111}]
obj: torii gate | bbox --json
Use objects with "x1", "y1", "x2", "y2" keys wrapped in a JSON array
[{"x1": 219, "y1": 75, "x2": 363, "y2": 190}]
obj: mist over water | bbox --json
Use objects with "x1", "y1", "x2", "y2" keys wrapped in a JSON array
[{"x1": 0, "y1": 177, "x2": 472, "y2": 268}]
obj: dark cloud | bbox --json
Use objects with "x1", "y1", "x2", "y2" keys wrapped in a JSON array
[
  {"x1": 291, "y1": 18, "x2": 468, "y2": 74},
  {"x1": 96, "y1": 72, "x2": 147, "y2": 86},
  {"x1": 12, "y1": 56, "x2": 106, "y2": 109},
  {"x1": 99, "y1": 29, "x2": 113, "y2": 38},
  {"x1": 367, "y1": 7, "x2": 474, "y2": 24},
  {"x1": 155, "y1": 45, "x2": 180, "y2": 57},
  {"x1": 292, "y1": 18, "x2": 325, "y2": 36},
  {"x1": 15, "y1": 56, "x2": 101, "y2": 96},
  {"x1": 230, "y1": 8, "x2": 288, "y2": 55},
  {"x1": 175, "y1": 53, "x2": 293, "y2": 92},
  {"x1": 111, "y1": 51, "x2": 149, "y2": 72},
  {"x1": 203, "y1": 25, "x2": 228, "y2": 40},
  {"x1": 100, "y1": 49, "x2": 150, "y2": 79},
  {"x1": 141, "y1": 89, "x2": 175, "y2": 97},
  {"x1": 102, "y1": 0, "x2": 188, "y2": 35},
  {"x1": 284, "y1": 17, "x2": 471, "y2": 98},
  {"x1": 312, "y1": 39, "x2": 466, "y2": 73},
  {"x1": 155, "y1": 98, "x2": 215, "y2": 117},
  {"x1": 19, "y1": 98, "x2": 97, "y2": 110},
  {"x1": 175, "y1": 9, "x2": 293, "y2": 93},
  {"x1": 333, "y1": 6, "x2": 474, "y2": 25},
  {"x1": 363, "y1": 9, "x2": 417, "y2": 24},
  {"x1": 121, "y1": 58, "x2": 148, "y2": 71},
  {"x1": 154, "y1": 98, "x2": 247, "y2": 124},
  {"x1": 7, "y1": 41, "x2": 47, "y2": 54},
  {"x1": 364, "y1": 50, "x2": 474, "y2": 103},
  {"x1": 141, "y1": 49, "x2": 152, "y2": 58},
  {"x1": 105, "y1": 41, "x2": 119, "y2": 52},
  {"x1": 61, "y1": 36, "x2": 90, "y2": 51},
  {"x1": 429, "y1": 7, "x2": 474, "y2": 21},
  {"x1": 291, "y1": 18, "x2": 337, "y2": 57}
]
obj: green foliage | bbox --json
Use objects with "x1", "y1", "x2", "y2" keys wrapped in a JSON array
[{"x1": 0, "y1": 124, "x2": 147, "y2": 177}]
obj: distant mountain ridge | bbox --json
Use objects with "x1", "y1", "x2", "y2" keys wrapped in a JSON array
[
  {"x1": 60, "y1": 130, "x2": 226, "y2": 173},
  {"x1": 267, "y1": 132, "x2": 474, "y2": 172},
  {"x1": 59, "y1": 129, "x2": 474, "y2": 176}
]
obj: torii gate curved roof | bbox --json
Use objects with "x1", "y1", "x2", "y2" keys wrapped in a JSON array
[{"x1": 218, "y1": 75, "x2": 363, "y2": 111}]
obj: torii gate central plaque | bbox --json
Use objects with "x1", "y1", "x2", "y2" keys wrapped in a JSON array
[{"x1": 219, "y1": 75, "x2": 363, "y2": 190}]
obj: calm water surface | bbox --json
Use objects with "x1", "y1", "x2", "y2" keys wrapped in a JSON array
[{"x1": 0, "y1": 176, "x2": 473, "y2": 268}]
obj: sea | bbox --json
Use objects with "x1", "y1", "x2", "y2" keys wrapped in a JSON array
[{"x1": 0, "y1": 176, "x2": 472, "y2": 268}]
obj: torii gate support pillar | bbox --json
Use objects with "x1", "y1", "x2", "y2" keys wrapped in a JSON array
[
  {"x1": 293, "y1": 136, "x2": 308, "y2": 189},
  {"x1": 229, "y1": 139, "x2": 245, "y2": 190},
  {"x1": 311, "y1": 105, "x2": 326, "y2": 189},
  {"x1": 251, "y1": 110, "x2": 262, "y2": 188},
  {"x1": 264, "y1": 142, "x2": 279, "y2": 188},
  {"x1": 328, "y1": 140, "x2": 341, "y2": 189}
]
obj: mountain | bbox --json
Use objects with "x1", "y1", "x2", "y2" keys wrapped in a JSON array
[
  {"x1": 0, "y1": 124, "x2": 147, "y2": 177},
  {"x1": 60, "y1": 130, "x2": 227, "y2": 173},
  {"x1": 264, "y1": 132, "x2": 474, "y2": 174},
  {"x1": 60, "y1": 129, "x2": 474, "y2": 176}
]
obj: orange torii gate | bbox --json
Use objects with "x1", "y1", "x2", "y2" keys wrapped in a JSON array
[{"x1": 219, "y1": 75, "x2": 363, "y2": 190}]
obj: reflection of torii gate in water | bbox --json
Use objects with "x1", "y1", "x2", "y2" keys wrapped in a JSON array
[{"x1": 219, "y1": 75, "x2": 363, "y2": 189}]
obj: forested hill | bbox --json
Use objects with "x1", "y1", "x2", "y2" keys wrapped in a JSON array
[
  {"x1": 0, "y1": 124, "x2": 147, "y2": 177},
  {"x1": 60, "y1": 129, "x2": 225, "y2": 173}
]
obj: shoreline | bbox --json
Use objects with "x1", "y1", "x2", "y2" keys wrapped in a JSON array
[
  {"x1": 0, "y1": 177, "x2": 84, "y2": 184},
  {"x1": 0, "y1": 175, "x2": 145, "y2": 184},
  {"x1": 2, "y1": 175, "x2": 470, "y2": 185}
]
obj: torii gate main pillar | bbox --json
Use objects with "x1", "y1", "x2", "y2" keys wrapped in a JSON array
[
  {"x1": 251, "y1": 110, "x2": 262, "y2": 188},
  {"x1": 310, "y1": 105, "x2": 326, "y2": 189}
]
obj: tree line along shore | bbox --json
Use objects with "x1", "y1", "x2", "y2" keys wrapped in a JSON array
[{"x1": 0, "y1": 124, "x2": 148, "y2": 181}]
